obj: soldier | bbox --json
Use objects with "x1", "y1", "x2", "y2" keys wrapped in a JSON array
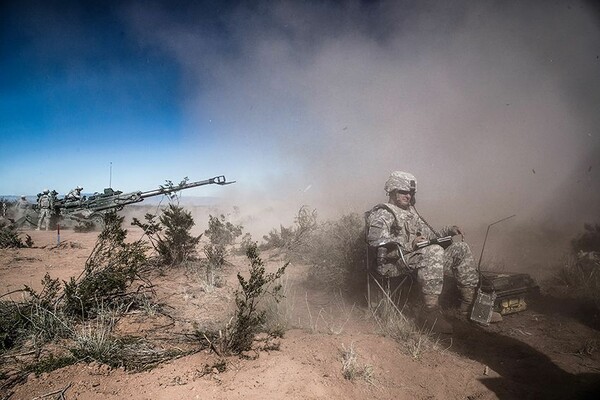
[
  {"x1": 366, "y1": 171, "x2": 501, "y2": 334},
  {"x1": 37, "y1": 189, "x2": 52, "y2": 230},
  {"x1": 14, "y1": 195, "x2": 30, "y2": 220},
  {"x1": 65, "y1": 186, "x2": 83, "y2": 201}
]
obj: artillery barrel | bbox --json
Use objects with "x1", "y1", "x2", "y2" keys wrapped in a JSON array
[{"x1": 138, "y1": 175, "x2": 231, "y2": 199}]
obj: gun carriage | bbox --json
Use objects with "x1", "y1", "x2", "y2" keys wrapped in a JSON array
[{"x1": 17, "y1": 175, "x2": 233, "y2": 230}]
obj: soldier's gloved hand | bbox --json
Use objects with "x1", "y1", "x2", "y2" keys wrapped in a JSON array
[{"x1": 412, "y1": 235, "x2": 428, "y2": 250}]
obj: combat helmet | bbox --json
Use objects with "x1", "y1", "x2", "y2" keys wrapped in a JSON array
[
  {"x1": 384, "y1": 171, "x2": 417, "y2": 194},
  {"x1": 43, "y1": 189, "x2": 49, "y2": 194}
]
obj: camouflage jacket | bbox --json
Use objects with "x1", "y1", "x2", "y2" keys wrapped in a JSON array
[
  {"x1": 16, "y1": 199, "x2": 30, "y2": 209},
  {"x1": 38, "y1": 194, "x2": 51, "y2": 209},
  {"x1": 366, "y1": 203, "x2": 455, "y2": 253}
]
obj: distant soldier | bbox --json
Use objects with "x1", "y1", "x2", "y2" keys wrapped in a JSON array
[
  {"x1": 14, "y1": 195, "x2": 30, "y2": 220},
  {"x1": 65, "y1": 186, "x2": 83, "y2": 201},
  {"x1": 37, "y1": 189, "x2": 52, "y2": 230}
]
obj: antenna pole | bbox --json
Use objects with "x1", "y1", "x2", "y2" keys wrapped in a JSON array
[
  {"x1": 109, "y1": 162, "x2": 112, "y2": 188},
  {"x1": 477, "y1": 214, "x2": 516, "y2": 270}
]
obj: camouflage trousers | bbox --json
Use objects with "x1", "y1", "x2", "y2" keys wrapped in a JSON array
[
  {"x1": 407, "y1": 242, "x2": 479, "y2": 295},
  {"x1": 38, "y1": 209, "x2": 51, "y2": 230}
]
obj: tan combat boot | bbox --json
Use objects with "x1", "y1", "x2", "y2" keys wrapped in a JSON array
[
  {"x1": 459, "y1": 287, "x2": 503, "y2": 323},
  {"x1": 418, "y1": 294, "x2": 453, "y2": 334}
]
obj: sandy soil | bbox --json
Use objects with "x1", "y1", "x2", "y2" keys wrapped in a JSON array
[{"x1": 1, "y1": 228, "x2": 599, "y2": 400}]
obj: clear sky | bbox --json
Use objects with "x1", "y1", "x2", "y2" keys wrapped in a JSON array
[{"x1": 1, "y1": 0, "x2": 599, "y2": 237}]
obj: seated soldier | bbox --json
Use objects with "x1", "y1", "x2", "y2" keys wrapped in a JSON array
[{"x1": 366, "y1": 171, "x2": 501, "y2": 334}]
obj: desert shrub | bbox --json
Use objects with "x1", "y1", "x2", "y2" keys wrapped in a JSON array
[
  {"x1": 0, "y1": 221, "x2": 33, "y2": 248},
  {"x1": 302, "y1": 213, "x2": 366, "y2": 291},
  {"x1": 551, "y1": 254, "x2": 600, "y2": 309},
  {"x1": 204, "y1": 214, "x2": 243, "y2": 248},
  {"x1": 132, "y1": 204, "x2": 201, "y2": 266},
  {"x1": 572, "y1": 223, "x2": 600, "y2": 253},
  {"x1": 202, "y1": 214, "x2": 243, "y2": 285},
  {"x1": 261, "y1": 206, "x2": 317, "y2": 251},
  {"x1": 64, "y1": 212, "x2": 147, "y2": 318},
  {"x1": 226, "y1": 244, "x2": 288, "y2": 354},
  {"x1": 549, "y1": 223, "x2": 600, "y2": 309},
  {"x1": 260, "y1": 208, "x2": 365, "y2": 291},
  {"x1": 234, "y1": 232, "x2": 254, "y2": 255}
]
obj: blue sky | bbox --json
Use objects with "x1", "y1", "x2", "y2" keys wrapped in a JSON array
[
  {"x1": 1, "y1": 0, "x2": 243, "y2": 196},
  {"x1": 1, "y1": 0, "x2": 599, "y2": 233}
]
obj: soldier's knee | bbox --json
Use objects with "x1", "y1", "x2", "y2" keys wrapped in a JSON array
[{"x1": 422, "y1": 244, "x2": 444, "y2": 258}]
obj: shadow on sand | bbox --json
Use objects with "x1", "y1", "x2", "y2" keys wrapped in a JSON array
[{"x1": 448, "y1": 317, "x2": 600, "y2": 399}]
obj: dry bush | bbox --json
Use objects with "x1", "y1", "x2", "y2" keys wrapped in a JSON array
[
  {"x1": 262, "y1": 274, "x2": 296, "y2": 337},
  {"x1": 549, "y1": 223, "x2": 600, "y2": 309},
  {"x1": 260, "y1": 205, "x2": 318, "y2": 251},
  {"x1": 261, "y1": 207, "x2": 365, "y2": 292},
  {"x1": 0, "y1": 221, "x2": 33, "y2": 249},
  {"x1": 551, "y1": 254, "x2": 600, "y2": 309},
  {"x1": 0, "y1": 274, "x2": 73, "y2": 352},
  {"x1": 340, "y1": 343, "x2": 374, "y2": 383},
  {"x1": 302, "y1": 213, "x2": 366, "y2": 292},
  {"x1": 202, "y1": 214, "x2": 244, "y2": 287},
  {"x1": 572, "y1": 223, "x2": 600, "y2": 253}
]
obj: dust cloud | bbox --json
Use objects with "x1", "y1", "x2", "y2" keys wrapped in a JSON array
[{"x1": 126, "y1": 1, "x2": 599, "y2": 269}]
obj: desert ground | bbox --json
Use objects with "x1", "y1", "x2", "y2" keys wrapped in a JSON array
[{"x1": 1, "y1": 220, "x2": 599, "y2": 400}]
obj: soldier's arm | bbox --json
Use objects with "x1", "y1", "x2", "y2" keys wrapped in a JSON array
[
  {"x1": 366, "y1": 209, "x2": 395, "y2": 247},
  {"x1": 438, "y1": 225, "x2": 462, "y2": 237}
]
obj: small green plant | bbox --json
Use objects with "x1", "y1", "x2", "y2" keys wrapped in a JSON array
[
  {"x1": 133, "y1": 204, "x2": 201, "y2": 266},
  {"x1": 227, "y1": 244, "x2": 288, "y2": 353}
]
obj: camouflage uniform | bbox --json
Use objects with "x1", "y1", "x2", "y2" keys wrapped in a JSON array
[
  {"x1": 37, "y1": 191, "x2": 52, "y2": 230},
  {"x1": 14, "y1": 196, "x2": 30, "y2": 220},
  {"x1": 65, "y1": 186, "x2": 82, "y2": 201},
  {"x1": 367, "y1": 193, "x2": 478, "y2": 296}
]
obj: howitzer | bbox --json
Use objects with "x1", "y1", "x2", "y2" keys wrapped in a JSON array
[{"x1": 23, "y1": 175, "x2": 234, "y2": 230}]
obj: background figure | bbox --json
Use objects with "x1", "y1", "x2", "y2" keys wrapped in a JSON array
[
  {"x1": 14, "y1": 195, "x2": 30, "y2": 220},
  {"x1": 37, "y1": 189, "x2": 52, "y2": 230},
  {"x1": 65, "y1": 186, "x2": 83, "y2": 201}
]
